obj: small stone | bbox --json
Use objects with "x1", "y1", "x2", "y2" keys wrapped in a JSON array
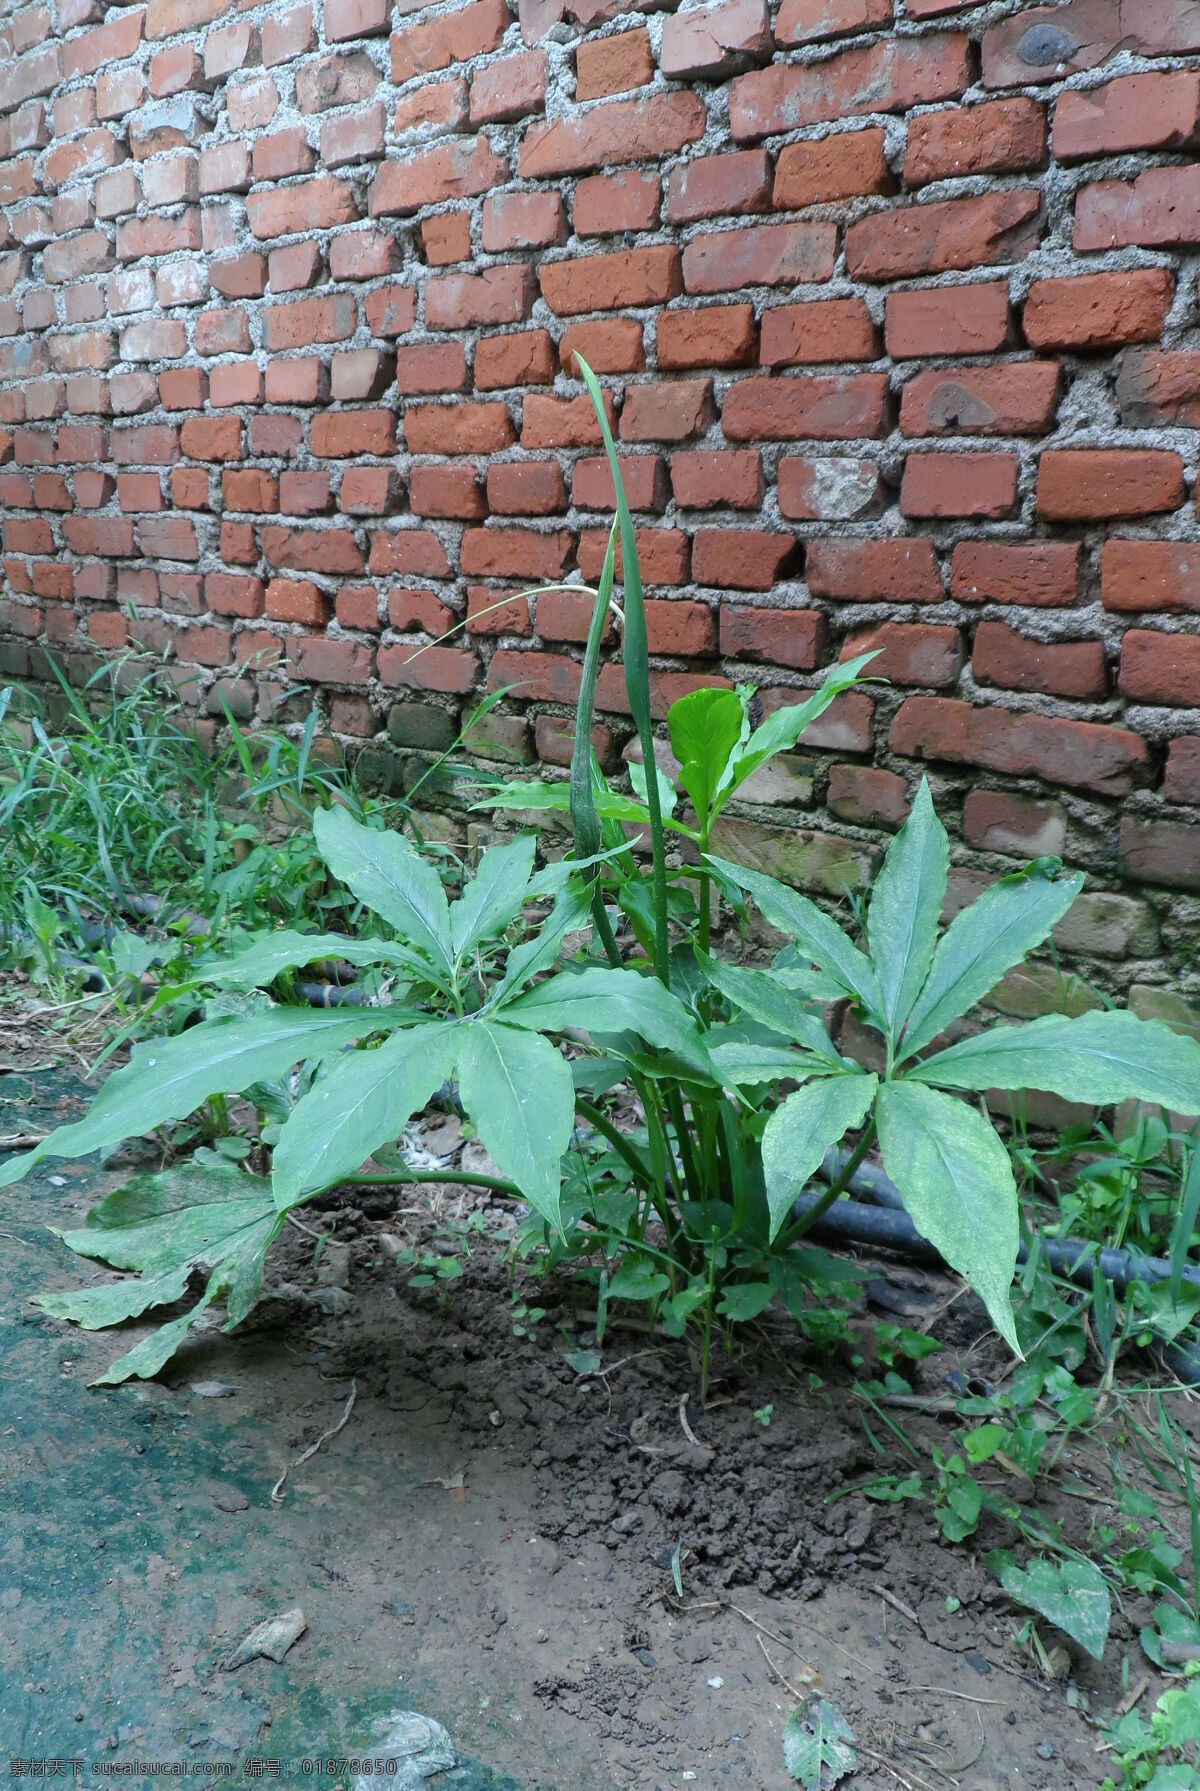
[
  {"x1": 212, "y1": 1488, "x2": 251, "y2": 1513},
  {"x1": 1035, "y1": 1742, "x2": 1054, "y2": 1760},
  {"x1": 222, "y1": 1606, "x2": 307, "y2": 1671},
  {"x1": 191, "y1": 1380, "x2": 236, "y2": 1399}
]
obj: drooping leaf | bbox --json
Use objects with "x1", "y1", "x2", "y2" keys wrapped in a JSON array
[
  {"x1": 35, "y1": 1262, "x2": 193, "y2": 1330},
  {"x1": 493, "y1": 885, "x2": 592, "y2": 1002},
  {"x1": 708, "y1": 1040, "x2": 834, "y2": 1088},
  {"x1": 762, "y1": 1074, "x2": 877, "y2": 1240},
  {"x1": 911, "y1": 1010, "x2": 1200, "y2": 1116},
  {"x1": 866, "y1": 778, "x2": 948, "y2": 1040},
  {"x1": 91, "y1": 1286, "x2": 220, "y2": 1387},
  {"x1": 629, "y1": 755, "x2": 678, "y2": 820},
  {"x1": 313, "y1": 804, "x2": 452, "y2": 976},
  {"x1": 0, "y1": 1008, "x2": 396, "y2": 1187},
  {"x1": 667, "y1": 687, "x2": 745, "y2": 831},
  {"x1": 707, "y1": 856, "x2": 883, "y2": 1021},
  {"x1": 499, "y1": 964, "x2": 709, "y2": 1067},
  {"x1": 456, "y1": 1020, "x2": 575, "y2": 1230},
  {"x1": 876, "y1": 1082, "x2": 1019, "y2": 1351},
  {"x1": 988, "y1": 1551, "x2": 1111, "y2": 1660},
  {"x1": 783, "y1": 1697, "x2": 856, "y2": 1789},
  {"x1": 271, "y1": 1022, "x2": 461, "y2": 1210},
  {"x1": 722, "y1": 653, "x2": 879, "y2": 816},
  {"x1": 448, "y1": 835, "x2": 536, "y2": 958},
  {"x1": 193, "y1": 929, "x2": 418, "y2": 991},
  {"x1": 1171, "y1": 1144, "x2": 1200, "y2": 1308},
  {"x1": 474, "y1": 780, "x2": 573, "y2": 814},
  {"x1": 700, "y1": 954, "x2": 852, "y2": 1066},
  {"x1": 898, "y1": 868, "x2": 1085, "y2": 1061}
]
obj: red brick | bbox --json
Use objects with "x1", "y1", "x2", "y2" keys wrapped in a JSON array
[
  {"x1": 773, "y1": 129, "x2": 891, "y2": 207},
  {"x1": 778, "y1": 456, "x2": 882, "y2": 521},
  {"x1": 575, "y1": 28, "x2": 653, "y2": 100},
  {"x1": 419, "y1": 212, "x2": 472, "y2": 266},
  {"x1": 261, "y1": 524, "x2": 363, "y2": 575},
  {"x1": 1119, "y1": 817, "x2": 1200, "y2": 892},
  {"x1": 900, "y1": 451, "x2": 1019, "y2": 520},
  {"x1": 692, "y1": 528, "x2": 797, "y2": 590},
  {"x1": 340, "y1": 468, "x2": 398, "y2": 515},
  {"x1": 330, "y1": 229, "x2": 400, "y2": 280},
  {"x1": 660, "y1": 0, "x2": 772, "y2": 80},
  {"x1": 1100, "y1": 541, "x2": 1200, "y2": 615},
  {"x1": 890, "y1": 696, "x2": 1149, "y2": 799},
  {"x1": 325, "y1": 0, "x2": 390, "y2": 40},
  {"x1": 730, "y1": 35, "x2": 970, "y2": 139},
  {"x1": 264, "y1": 359, "x2": 329, "y2": 405},
  {"x1": 536, "y1": 716, "x2": 614, "y2": 771},
  {"x1": 337, "y1": 585, "x2": 383, "y2": 629},
  {"x1": 573, "y1": 454, "x2": 669, "y2": 513},
  {"x1": 260, "y1": 2, "x2": 314, "y2": 65},
  {"x1": 296, "y1": 639, "x2": 376, "y2": 685},
  {"x1": 1037, "y1": 450, "x2": 1184, "y2": 522},
  {"x1": 205, "y1": 21, "x2": 258, "y2": 79},
  {"x1": 269, "y1": 241, "x2": 323, "y2": 294},
  {"x1": 905, "y1": 98, "x2": 1046, "y2": 185},
  {"x1": 62, "y1": 515, "x2": 135, "y2": 556},
  {"x1": 1115, "y1": 350, "x2": 1200, "y2": 428},
  {"x1": 1023, "y1": 270, "x2": 1174, "y2": 352},
  {"x1": 951, "y1": 541, "x2": 1080, "y2": 609},
  {"x1": 899, "y1": 363, "x2": 1061, "y2": 437},
  {"x1": 43, "y1": 231, "x2": 114, "y2": 283},
  {"x1": 682, "y1": 220, "x2": 836, "y2": 294},
  {"x1": 981, "y1": 2, "x2": 1200, "y2": 87},
  {"x1": 578, "y1": 527, "x2": 690, "y2": 587},
  {"x1": 461, "y1": 528, "x2": 575, "y2": 581},
  {"x1": 574, "y1": 170, "x2": 662, "y2": 235},
  {"x1": 759, "y1": 298, "x2": 877, "y2": 366},
  {"x1": 476, "y1": 331, "x2": 558, "y2": 389},
  {"x1": 1165, "y1": 738, "x2": 1200, "y2": 806},
  {"x1": 468, "y1": 586, "x2": 531, "y2": 637},
  {"x1": 210, "y1": 362, "x2": 263, "y2": 408},
  {"x1": 388, "y1": 588, "x2": 455, "y2": 635},
  {"x1": 409, "y1": 465, "x2": 487, "y2": 520},
  {"x1": 884, "y1": 284, "x2": 1010, "y2": 360},
  {"x1": 311, "y1": 410, "x2": 396, "y2": 456},
  {"x1": 482, "y1": 191, "x2": 567, "y2": 252},
  {"x1": 847, "y1": 189, "x2": 1042, "y2": 280},
  {"x1": 320, "y1": 103, "x2": 386, "y2": 167},
  {"x1": 180, "y1": 416, "x2": 242, "y2": 461},
  {"x1": 657, "y1": 304, "x2": 758, "y2": 369},
  {"x1": 393, "y1": 343, "x2": 468, "y2": 395},
  {"x1": 228, "y1": 74, "x2": 279, "y2": 131},
  {"x1": 775, "y1": 0, "x2": 890, "y2": 44},
  {"x1": 379, "y1": 643, "x2": 479, "y2": 695},
  {"x1": 540, "y1": 246, "x2": 681, "y2": 315},
  {"x1": 1075, "y1": 167, "x2": 1200, "y2": 252},
  {"x1": 210, "y1": 252, "x2": 266, "y2": 299},
  {"x1": 65, "y1": 9, "x2": 145, "y2": 79},
  {"x1": 645, "y1": 599, "x2": 718, "y2": 656},
  {"x1": 521, "y1": 392, "x2": 614, "y2": 449},
  {"x1": 392, "y1": 79, "x2": 468, "y2": 138},
  {"x1": 620, "y1": 380, "x2": 713, "y2": 443},
  {"x1": 974, "y1": 621, "x2": 1108, "y2": 701},
  {"x1": 671, "y1": 450, "x2": 762, "y2": 510},
  {"x1": 370, "y1": 137, "x2": 509, "y2": 215},
  {"x1": 330, "y1": 348, "x2": 394, "y2": 401},
  {"x1": 149, "y1": 42, "x2": 201, "y2": 96},
  {"x1": 470, "y1": 50, "x2": 546, "y2": 124},
  {"x1": 827, "y1": 763, "x2": 909, "y2": 830},
  {"x1": 487, "y1": 462, "x2": 567, "y2": 516},
  {"x1": 807, "y1": 538, "x2": 943, "y2": 603},
  {"x1": 425, "y1": 265, "x2": 536, "y2": 330},
  {"x1": 251, "y1": 127, "x2": 315, "y2": 181},
  {"x1": 222, "y1": 470, "x2": 277, "y2": 513},
  {"x1": 264, "y1": 293, "x2": 357, "y2": 350},
  {"x1": 519, "y1": 92, "x2": 705, "y2": 177},
  {"x1": 719, "y1": 603, "x2": 825, "y2": 668},
  {"x1": 367, "y1": 530, "x2": 450, "y2": 577},
  {"x1": 1119, "y1": 629, "x2": 1200, "y2": 707},
  {"x1": 390, "y1": 0, "x2": 508, "y2": 82},
  {"x1": 266, "y1": 577, "x2": 329, "y2": 625},
  {"x1": 1054, "y1": 72, "x2": 1200, "y2": 160},
  {"x1": 560, "y1": 319, "x2": 644, "y2": 376},
  {"x1": 962, "y1": 791, "x2": 1066, "y2": 858},
  {"x1": 665, "y1": 151, "x2": 771, "y2": 224},
  {"x1": 405, "y1": 402, "x2": 515, "y2": 455},
  {"x1": 722, "y1": 373, "x2": 889, "y2": 440},
  {"x1": 840, "y1": 621, "x2": 962, "y2": 688},
  {"x1": 363, "y1": 284, "x2": 417, "y2": 336},
  {"x1": 246, "y1": 177, "x2": 357, "y2": 238}
]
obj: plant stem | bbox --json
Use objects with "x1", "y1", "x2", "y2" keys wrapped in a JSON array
[
  {"x1": 782, "y1": 1118, "x2": 878, "y2": 1247},
  {"x1": 575, "y1": 1097, "x2": 655, "y2": 1188},
  {"x1": 329, "y1": 1166, "x2": 524, "y2": 1198}
]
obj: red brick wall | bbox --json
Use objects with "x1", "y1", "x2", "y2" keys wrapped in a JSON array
[{"x1": 1, "y1": 0, "x2": 1199, "y2": 1009}]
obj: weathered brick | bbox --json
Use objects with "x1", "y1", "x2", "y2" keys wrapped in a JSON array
[
  {"x1": 621, "y1": 380, "x2": 713, "y2": 442},
  {"x1": 656, "y1": 304, "x2": 758, "y2": 369},
  {"x1": 482, "y1": 191, "x2": 566, "y2": 252},
  {"x1": 573, "y1": 454, "x2": 668, "y2": 512},
  {"x1": 773, "y1": 129, "x2": 891, "y2": 206},
  {"x1": 521, "y1": 391, "x2": 614, "y2": 448},
  {"x1": 1115, "y1": 350, "x2": 1200, "y2": 427},
  {"x1": 560, "y1": 318, "x2": 644, "y2": 375},
  {"x1": 778, "y1": 456, "x2": 881, "y2": 520},
  {"x1": 487, "y1": 461, "x2": 566, "y2": 516},
  {"x1": 1119, "y1": 817, "x2": 1200, "y2": 892},
  {"x1": 974, "y1": 621, "x2": 1108, "y2": 701},
  {"x1": 885, "y1": 283, "x2": 1011, "y2": 358},
  {"x1": 371, "y1": 137, "x2": 509, "y2": 215},
  {"x1": 575, "y1": 28, "x2": 653, "y2": 101},
  {"x1": 671, "y1": 449, "x2": 763, "y2": 510},
  {"x1": 840, "y1": 621, "x2": 961, "y2": 688},
  {"x1": 1054, "y1": 72, "x2": 1200, "y2": 160},
  {"x1": 900, "y1": 451, "x2": 1019, "y2": 519},
  {"x1": 775, "y1": 0, "x2": 890, "y2": 44},
  {"x1": 1101, "y1": 540, "x2": 1200, "y2": 615},
  {"x1": 759, "y1": 298, "x2": 876, "y2": 366},
  {"x1": 730, "y1": 35, "x2": 970, "y2": 139},
  {"x1": 682, "y1": 220, "x2": 837, "y2": 294},
  {"x1": 1076, "y1": 167, "x2": 1200, "y2": 251},
  {"x1": 390, "y1": 0, "x2": 507, "y2": 82},
  {"x1": 952, "y1": 541, "x2": 1080, "y2": 608},
  {"x1": 405, "y1": 401, "x2": 515, "y2": 455},
  {"x1": 476, "y1": 331, "x2": 557, "y2": 389},
  {"x1": 900, "y1": 363, "x2": 1061, "y2": 437},
  {"x1": 1023, "y1": 270, "x2": 1174, "y2": 351},
  {"x1": 891, "y1": 696, "x2": 1149, "y2": 799},
  {"x1": 659, "y1": 0, "x2": 772, "y2": 81},
  {"x1": 540, "y1": 246, "x2": 681, "y2": 315},
  {"x1": 808, "y1": 537, "x2": 944, "y2": 602},
  {"x1": 722, "y1": 373, "x2": 889, "y2": 440},
  {"x1": 426, "y1": 265, "x2": 536, "y2": 330},
  {"x1": 983, "y1": 3, "x2": 1200, "y2": 90},
  {"x1": 1165, "y1": 738, "x2": 1200, "y2": 806},
  {"x1": 1037, "y1": 450, "x2": 1184, "y2": 521},
  {"x1": 1119, "y1": 628, "x2": 1200, "y2": 707},
  {"x1": 904, "y1": 98, "x2": 1046, "y2": 184},
  {"x1": 470, "y1": 50, "x2": 547, "y2": 124},
  {"x1": 666, "y1": 151, "x2": 771, "y2": 223},
  {"x1": 847, "y1": 190, "x2": 1043, "y2": 280},
  {"x1": 519, "y1": 92, "x2": 705, "y2": 177},
  {"x1": 574, "y1": 170, "x2": 662, "y2": 235}
]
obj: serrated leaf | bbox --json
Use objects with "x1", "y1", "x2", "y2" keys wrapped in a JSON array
[
  {"x1": 271, "y1": 1021, "x2": 460, "y2": 1210},
  {"x1": 193, "y1": 929, "x2": 418, "y2": 991},
  {"x1": 723, "y1": 654, "x2": 879, "y2": 817},
  {"x1": 91, "y1": 1286, "x2": 220, "y2": 1387},
  {"x1": 763, "y1": 1074, "x2": 877, "y2": 1240},
  {"x1": 313, "y1": 805, "x2": 452, "y2": 975},
  {"x1": 35, "y1": 1262, "x2": 193, "y2": 1330},
  {"x1": 494, "y1": 885, "x2": 592, "y2": 1002},
  {"x1": 629, "y1": 755, "x2": 677, "y2": 820},
  {"x1": 911, "y1": 1010, "x2": 1200, "y2": 1115},
  {"x1": 866, "y1": 777, "x2": 947, "y2": 1040},
  {"x1": 700, "y1": 954, "x2": 851, "y2": 1066},
  {"x1": 783, "y1": 1698, "x2": 856, "y2": 1789},
  {"x1": 708, "y1": 1040, "x2": 834, "y2": 1088},
  {"x1": 989, "y1": 1552, "x2": 1110, "y2": 1660},
  {"x1": 707, "y1": 856, "x2": 883, "y2": 1021},
  {"x1": 456, "y1": 1020, "x2": 574, "y2": 1231},
  {"x1": 500, "y1": 964, "x2": 709, "y2": 1067},
  {"x1": 899, "y1": 869, "x2": 1085, "y2": 1061},
  {"x1": 448, "y1": 835, "x2": 536, "y2": 957},
  {"x1": 876, "y1": 1082, "x2": 1019, "y2": 1352},
  {"x1": 0, "y1": 1008, "x2": 393, "y2": 1188},
  {"x1": 667, "y1": 686, "x2": 745, "y2": 830}
]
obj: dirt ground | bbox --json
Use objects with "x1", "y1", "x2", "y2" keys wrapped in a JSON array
[{"x1": 0, "y1": 1008, "x2": 1166, "y2": 1789}]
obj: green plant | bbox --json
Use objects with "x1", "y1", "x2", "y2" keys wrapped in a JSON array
[
  {"x1": 1101, "y1": 1671, "x2": 1200, "y2": 1791},
  {"x1": 8, "y1": 357, "x2": 1200, "y2": 1386}
]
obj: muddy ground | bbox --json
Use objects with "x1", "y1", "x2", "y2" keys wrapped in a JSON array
[{"x1": 0, "y1": 1008, "x2": 1174, "y2": 1789}]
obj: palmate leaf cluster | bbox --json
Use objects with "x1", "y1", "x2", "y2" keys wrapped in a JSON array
[{"x1": 5, "y1": 355, "x2": 1200, "y2": 1382}]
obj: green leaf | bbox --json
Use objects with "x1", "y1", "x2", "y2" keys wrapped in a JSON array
[
  {"x1": 708, "y1": 1040, "x2": 835, "y2": 1088},
  {"x1": 707, "y1": 856, "x2": 883, "y2": 1020},
  {"x1": 35, "y1": 1262, "x2": 193, "y2": 1330},
  {"x1": 866, "y1": 778, "x2": 947, "y2": 1040},
  {"x1": 898, "y1": 868, "x2": 1085, "y2": 1061},
  {"x1": 313, "y1": 804, "x2": 452, "y2": 976},
  {"x1": 722, "y1": 653, "x2": 878, "y2": 817},
  {"x1": 456, "y1": 1020, "x2": 575, "y2": 1231},
  {"x1": 194, "y1": 928, "x2": 417, "y2": 991},
  {"x1": 629, "y1": 755, "x2": 677, "y2": 820},
  {"x1": 92, "y1": 1287, "x2": 219, "y2": 1387},
  {"x1": 700, "y1": 954, "x2": 851, "y2": 1066},
  {"x1": 473, "y1": 779, "x2": 573, "y2": 813},
  {"x1": 910, "y1": 1010, "x2": 1200, "y2": 1115},
  {"x1": 717, "y1": 1281, "x2": 774, "y2": 1321},
  {"x1": 0, "y1": 1008, "x2": 394, "y2": 1188},
  {"x1": 783, "y1": 1698, "x2": 856, "y2": 1789},
  {"x1": 876, "y1": 1082, "x2": 1019, "y2": 1351},
  {"x1": 667, "y1": 687, "x2": 745, "y2": 831},
  {"x1": 988, "y1": 1552, "x2": 1111, "y2": 1660},
  {"x1": 271, "y1": 1022, "x2": 460, "y2": 1209},
  {"x1": 500, "y1": 964, "x2": 709, "y2": 1066},
  {"x1": 762, "y1": 1074, "x2": 877, "y2": 1240},
  {"x1": 449, "y1": 835, "x2": 536, "y2": 957},
  {"x1": 493, "y1": 885, "x2": 592, "y2": 1002}
]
